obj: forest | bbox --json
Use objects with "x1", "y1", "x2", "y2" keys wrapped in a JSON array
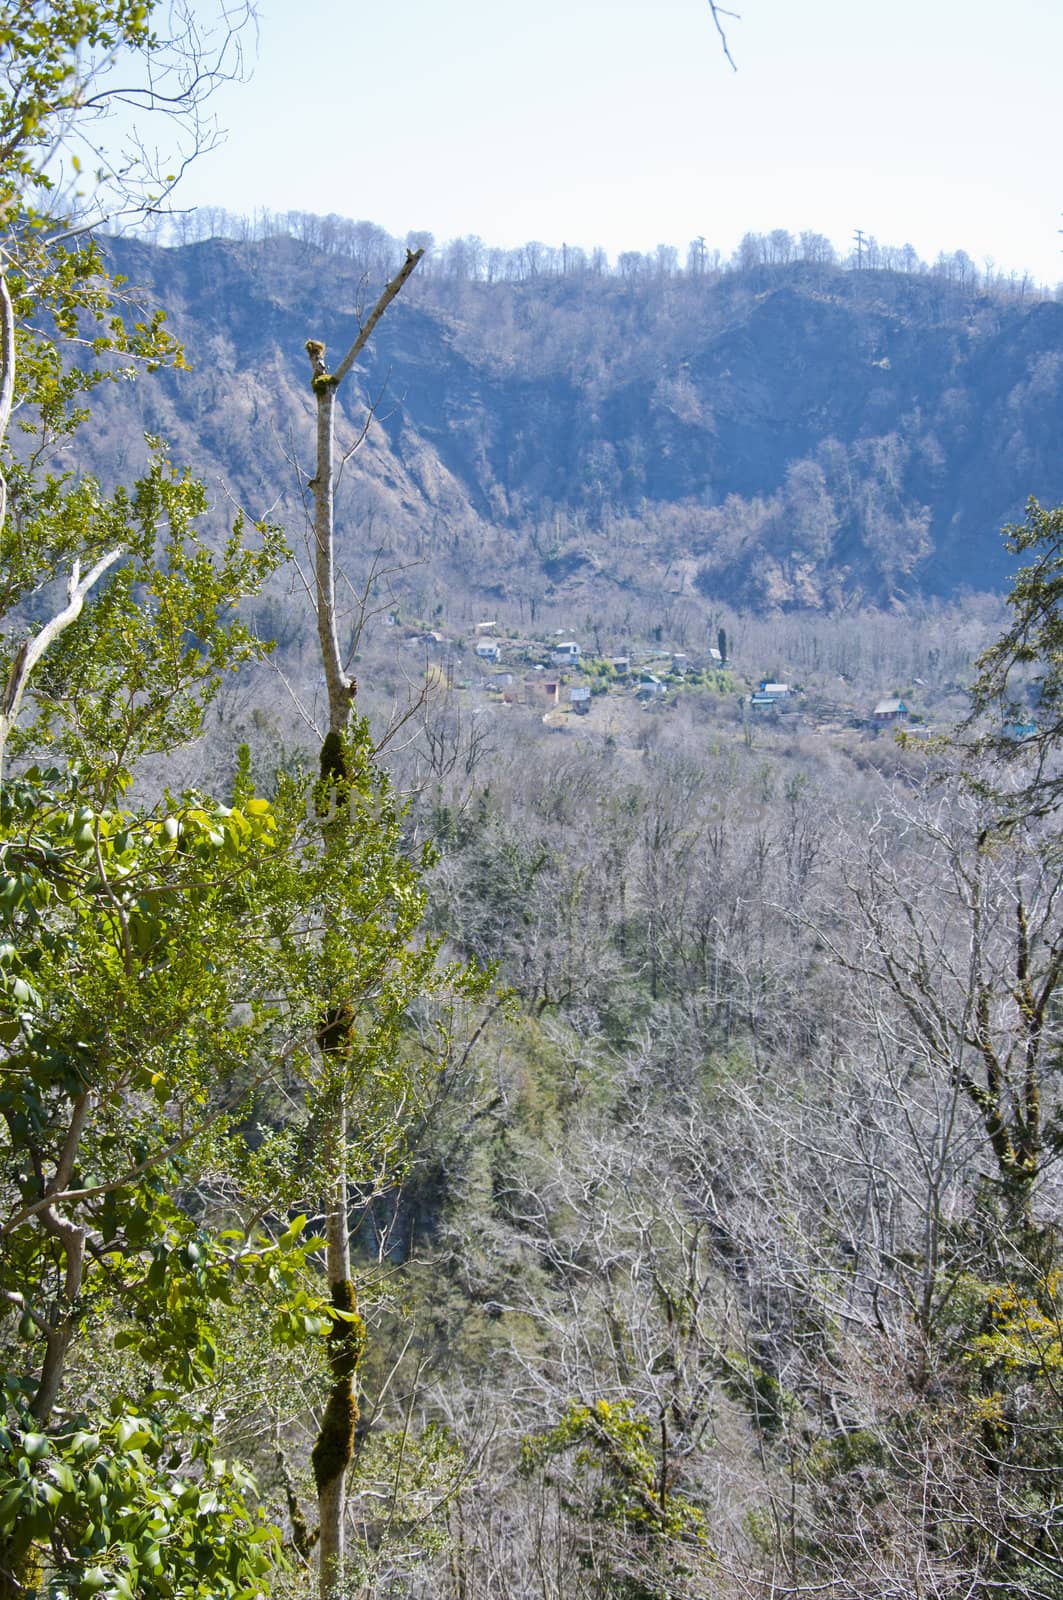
[
  {"x1": 1, "y1": 5, "x2": 1062, "y2": 1600},
  {"x1": 55, "y1": 213, "x2": 1063, "y2": 622}
]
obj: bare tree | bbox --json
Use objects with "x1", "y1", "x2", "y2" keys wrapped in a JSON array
[{"x1": 302, "y1": 248, "x2": 425, "y2": 1600}]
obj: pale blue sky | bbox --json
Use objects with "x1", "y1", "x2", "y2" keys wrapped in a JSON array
[{"x1": 175, "y1": 0, "x2": 1063, "y2": 283}]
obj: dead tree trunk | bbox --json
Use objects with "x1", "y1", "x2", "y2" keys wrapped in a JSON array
[{"x1": 303, "y1": 246, "x2": 423, "y2": 1600}]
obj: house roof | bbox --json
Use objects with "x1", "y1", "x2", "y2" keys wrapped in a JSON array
[{"x1": 874, "y1": 698, "x2": 906, "y2": 715}]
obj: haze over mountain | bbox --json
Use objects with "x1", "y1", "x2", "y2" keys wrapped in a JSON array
[{"x1": 84, "y1": 227, "x2": 1063, "y2": 619}]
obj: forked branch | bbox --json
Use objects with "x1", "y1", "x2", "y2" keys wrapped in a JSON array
[
  {"x1": 0, "y1": 548, "x2": 123, "y2": 787},
  {"x1": 305, "y1": 247, "x2": 425, "y2": 734}
]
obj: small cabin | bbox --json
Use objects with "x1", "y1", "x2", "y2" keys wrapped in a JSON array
[
  {"x1": 751, "y1": 692, "x2": 779, "y2": 715},
  {"x1": 552, "y1": 641, "x2": 582, "y2": 665},
  {"x1": 873, "y1": 697, "x2": 908, "y2": 724},
  {"x1": 523, "y1": 675, "x2": 560, "y2": 707},
  {"x1": 475, "y1": 641, "x2": 500, "y2": 662}
]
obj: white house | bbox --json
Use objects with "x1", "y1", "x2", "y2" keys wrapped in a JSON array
[
  {"x1": 552, "y1": 641, "x2": 582, "y2": 666},
  {"x1": 475, "y1": 641, "x2": 500, "y2": 662}
]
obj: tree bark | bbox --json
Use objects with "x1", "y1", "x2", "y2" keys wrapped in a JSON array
[
  {"x1": 0, "y1": 549, "x2": 123, "y2": 787},
  {"x1": 304, "y1": 247, "x2": 423, "y2": 1600}
]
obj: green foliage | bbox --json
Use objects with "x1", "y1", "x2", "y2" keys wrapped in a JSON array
[
  {"x1": 0, "y1": 1400, "x2": 281, "y2": 1600},
  {"x1": 804, "y1": 1427, "x2": 889, "y2": 1483},
  {"x1": 718, "y1": 1350, "x2": 793, "y2": 1436},
  {"x1": 521, "y1": 1397, "x2": 708, "y2": 1556},
  {"x1": 8, "y1": 452, "x2": 285, "y2": 791},
  {"x1": 0, "y1": 725, "x2": 483, "y2": 1589},
  {"x1": 0, "y1": 2, "x2": 154, "y2": 202},
  {"x1": 964, "y1": 1271, "x2": 1063, "y2": 1381},
  {"x1": 969, "y1": 498, "x2": 1063, "y2": 820},
  {"x1": 0, "y1": 10, "x2": 496, "y2": 1598}
]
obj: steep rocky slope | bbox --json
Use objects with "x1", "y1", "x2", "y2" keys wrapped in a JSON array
[{"x1": 72, "y1": 236, "x2": 1063, "y2": 614}]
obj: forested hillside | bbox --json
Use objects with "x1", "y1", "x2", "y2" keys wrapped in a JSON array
[
  {"x1": 71, "y1": 226, "x2": 1063, "y2": 623},
  {"x1": 3, "y1": 22, "x2": 1063, "y2": 1596}
]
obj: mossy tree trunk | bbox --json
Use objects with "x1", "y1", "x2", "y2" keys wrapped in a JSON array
[{"x1": 304, "y1": 246, "x2": 423, "y2": 1600}]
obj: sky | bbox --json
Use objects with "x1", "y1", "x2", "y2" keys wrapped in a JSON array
[{"x1": 171, "y1": 0, "x2": 1063, "y2": 284}]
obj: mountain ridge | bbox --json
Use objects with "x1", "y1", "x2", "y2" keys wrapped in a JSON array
[{"x1": 70, "y1": 234, "x2": 1063, "y2": 616}]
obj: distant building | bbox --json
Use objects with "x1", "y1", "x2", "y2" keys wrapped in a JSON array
[
  {"x1": 760, "y1": 681, "x2": 791, "y2": 697},
  {"x1": 751, "y1": 692, "x2": 780, "y2": 715},
  {"x1": 569, "y1": 684, "x2": 591, "y2": 714},
  {"x1": 873, "y1": 697, "x2": 908, "y2": 724},
  {"x1": 610, "y1": 656, "x2": 631, "y2": 676},
  {"x1": 552, "y1": 641, "x2": 582, "y2": 666},
  {"x1": 475, "y1": 620, "x2": 498, "y2": 633},
  {"x1": 475, "y1": 641, "x2": 500, "y2": 661},
  {"x1": 523, "y1": 676, "x2": 560, "y2": 707}
]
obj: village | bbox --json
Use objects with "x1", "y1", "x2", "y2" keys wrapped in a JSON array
[{"x1": 396, "y1": 616, "x2": 950, "y2": 743}]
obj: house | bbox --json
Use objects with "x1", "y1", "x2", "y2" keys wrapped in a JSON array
[
  {"x1": 475, "y1": 620, "x2": 498, "y2": 633},
  {"x1": 523, "y1": 675, "x2": 560, "y2": 707},
  {"x1": 637, "y1": 677, "x2": 665, "y2": 701},
  {"x1": 569, "y1": 684, "x2": 591, "y2": 714},
  {"x1": 475, "y1": 641, "x2": 500, "y2": 662},
  {"x1": 671, "y1": 653, "x2": 688, "y2": 673},
  {"x1": 751, "y1": 692, "x2": 780, "y2": 715},
  {"x1": 873, "y1": 698, "x2": 908, "y2": 724},
  {"x1": 610, "y1": 656, "x2": 630, "y2": 676},
  {"x1": 552, "y1": 641, "x2": 582, "y2": 666},
  {"x1": 751, "y1": 679, "x2": 792, "y2": 715}
]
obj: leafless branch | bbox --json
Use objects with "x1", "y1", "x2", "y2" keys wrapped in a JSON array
[{"x1": 708, "y1": 1, "x2": 740, "y2": 71}]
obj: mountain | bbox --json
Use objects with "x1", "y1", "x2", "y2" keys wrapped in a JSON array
[{"x1": 73, "y1": 234, "x2": 1063, "y2": 615}]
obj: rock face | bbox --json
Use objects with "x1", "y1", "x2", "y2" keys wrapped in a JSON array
[{"x1": 80, "y1": 236, "x2": 1063, "y2": 611}]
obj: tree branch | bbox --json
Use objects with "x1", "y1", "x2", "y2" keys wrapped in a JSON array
[
  {"x1": 0, "y1": 271, "x2": 14, "y2": 530},
  {"x1": 331, "y1": 249, "x2": 424, "y2": 387},
  {"x1": 707, "y1": 1, "x2": 739, "y2": 71},
  {"x1": 0, "y1": 546, "x2": 123, "y2": 785}
]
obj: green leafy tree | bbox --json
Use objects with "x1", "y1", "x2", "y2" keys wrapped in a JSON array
[
  {"x1": 0, "y1": 7, "x2": 487, "y2": 1599},
  {"x1": 968, "y1": 499, "x2": 1063, "y2": 824},
  {"x1": 521, "y1": 1398, "x2": 710, "y2": 1600}
]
